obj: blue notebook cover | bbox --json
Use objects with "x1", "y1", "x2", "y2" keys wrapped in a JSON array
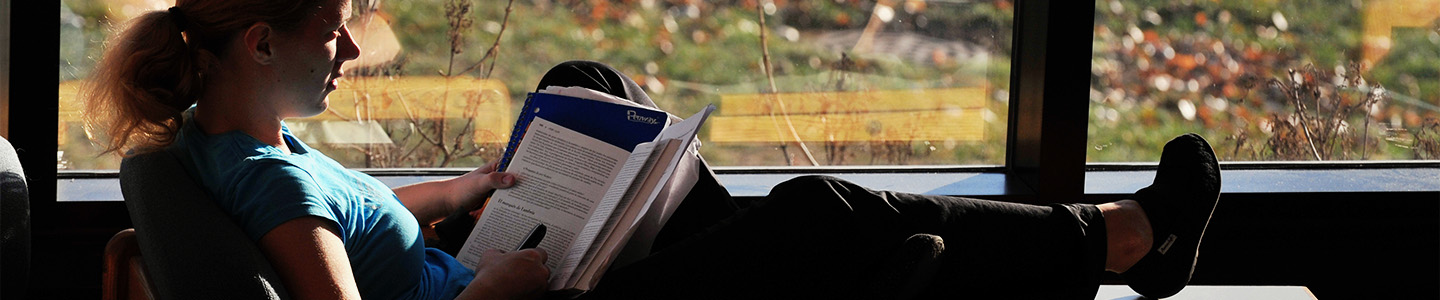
[{"x1": 498, "y1": 92, "x2": 669, "y2": 171}]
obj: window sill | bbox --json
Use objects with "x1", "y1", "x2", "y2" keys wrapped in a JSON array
[
  {"x1": 55, "y1": 161, "x2": 1438, "y2": 202},
  {"x1": 1085, "y1": 161, "x2": 1440, "y2": 195}
]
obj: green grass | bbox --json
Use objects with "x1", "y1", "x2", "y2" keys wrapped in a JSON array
[{"x1": 55, "y1": 0, "x2": 1437, "y2": 170}]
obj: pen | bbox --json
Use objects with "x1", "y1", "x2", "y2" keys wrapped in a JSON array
[{"x1": 515, "y1": 223, "x2": 547, "y2": 251}]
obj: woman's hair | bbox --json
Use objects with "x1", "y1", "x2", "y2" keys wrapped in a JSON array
[{"x1": 81, "y1": 0, "x2": 327, "y2": 155}]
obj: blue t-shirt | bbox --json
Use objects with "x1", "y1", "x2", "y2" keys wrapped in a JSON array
[{"x1": 175, "y1": 115, "x2": 474, "y2": 299}]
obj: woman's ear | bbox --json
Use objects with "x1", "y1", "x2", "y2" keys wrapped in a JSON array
[{"x1": 242, "y1": 22, "x2": 275, "y2": 65}]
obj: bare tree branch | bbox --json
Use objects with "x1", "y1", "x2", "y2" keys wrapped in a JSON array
[
  {"x1": 757, "y1": 0, "x2": 818, "y2": 166},
  {"x1": 461, "y1": 0, "x2": 516, "y2": 78}
]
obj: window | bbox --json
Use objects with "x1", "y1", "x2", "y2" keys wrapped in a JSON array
[
  {"x1": 28, "y1": 2, "x2": 1437, "y2": 298},
  {"x1": 58, "y1": 0, "x2": 1014, "y2": 170},
  {"x1": 1089, "y1": 0, "x2": 1440, "y2": 162}
]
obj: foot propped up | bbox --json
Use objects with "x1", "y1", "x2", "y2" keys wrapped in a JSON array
[{"x1": 1121, "y1": 133, "x2": 1222, "y2": 299}]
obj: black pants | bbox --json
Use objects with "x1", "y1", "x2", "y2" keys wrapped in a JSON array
[
  {"x1": 441, "y1": 60, "x2": 1110, "y2": 298},
  {"x1": 581, "y1": 174, "x2": 1108, "y2": 299}
]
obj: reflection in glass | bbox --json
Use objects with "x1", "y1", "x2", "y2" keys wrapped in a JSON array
[{"x1": 59, "y1": 0, "x2": 1014, "y2": 170}]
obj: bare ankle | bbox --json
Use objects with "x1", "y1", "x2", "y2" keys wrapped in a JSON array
[{"x1": 1101, "y1": 200, "x2": 1152, "y2": 273}]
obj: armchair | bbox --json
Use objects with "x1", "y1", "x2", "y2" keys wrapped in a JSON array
[
  {"x1": 112, "y1": 144, "x2": 290, "y2": 299},
  {"x1": 1, "y1": 137, "x2": 31, "y2": 299}
]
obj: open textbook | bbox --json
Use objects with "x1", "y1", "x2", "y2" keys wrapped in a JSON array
[{"x1": 456, "y1": 86, "x2": 716, "y2": 293}]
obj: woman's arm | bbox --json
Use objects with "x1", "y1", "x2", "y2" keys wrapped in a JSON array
[
  {"x1": 260, "y1": 217, "x2": 550, "y2": 300},
  {"x1": 393, "y1": 160, "x2": 515, "y2": 225},
  {"x1": 258, "y1": 216, "x2": 363, "y2": 300}
]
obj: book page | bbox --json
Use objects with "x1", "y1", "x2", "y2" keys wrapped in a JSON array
[
  {"x1": 457, "y1": 118, "x2": 630, "y2": 275},
  {"x1": 571, "y1": 139, "x2": 683, "y2": 290},
  {"x1": 554, "y1": 140, "x2": 665, "y2": 289},
  {"x1": 612, "y1": 105, "x2": 714, "y2": 268}
]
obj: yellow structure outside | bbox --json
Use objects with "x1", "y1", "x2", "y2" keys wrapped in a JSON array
[
  {"x1": 58, "y1": 76, "x2": 513, "y2": 145},
  {"x1": 1362, "y1": 0, "x2": 1440, "y2": 67},
  {"x1": 708, "y1": 87, "x2": 986, "y2": 143}
]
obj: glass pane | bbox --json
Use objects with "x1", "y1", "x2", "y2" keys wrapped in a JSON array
[
  {"x1": 1090, "y1": 0, "x2": 1440, "y2": 162},
  {"x1": 59, "y1": 0, "x2": 1013, "y2": 170}
]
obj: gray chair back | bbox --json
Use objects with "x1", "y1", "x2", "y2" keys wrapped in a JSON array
[
  {"x1": 119, "y1": 143, "x2": 290, "y2": 299},
  {"x1": 0, "y1": 137, "x2": 30, "y2": 299}
]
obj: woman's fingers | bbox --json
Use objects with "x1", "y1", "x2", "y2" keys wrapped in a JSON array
[
  {"x1": 467, "y1": 248, "x2": 551, "y2": 300},
  {"x1": 478, "y1": 171, "x2": 516, "y2": 191},
  {"x1": 515, "y1": 248, "x2": 547, "y2": 264},
  {"x1": 454, "y1": 163, "x2": 516, "y2": 212},
  {"x1": 477, "y1": 159, "x2": 501, "y2": 174}
]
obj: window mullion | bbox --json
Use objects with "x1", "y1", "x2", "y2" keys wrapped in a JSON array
[{"x1": 1006, "y1": 0, "x2": 1096, "y2": 204}]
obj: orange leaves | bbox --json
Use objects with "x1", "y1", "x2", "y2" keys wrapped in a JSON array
[
  {"x1": 1170, "y1": 54, "x2": 1198, "y2": 74},
  {"x1": 835, "y1": 12, "x2": 851, "y2": 26}
]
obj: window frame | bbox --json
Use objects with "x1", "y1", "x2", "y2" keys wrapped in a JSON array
[{"x1": 14, "y1": 1, "x2": 1440, "y2": 298}]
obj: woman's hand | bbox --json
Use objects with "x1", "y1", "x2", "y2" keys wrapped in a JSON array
[
  {"x1": 451, "y1": 159, "x2": 516, "y2": 213},
  {"x1": 395, "y1": 159, "x2": 516, "y2": 224},
  {"x1": 457, "y1": 248, "x2": 551, "y2": 300}
]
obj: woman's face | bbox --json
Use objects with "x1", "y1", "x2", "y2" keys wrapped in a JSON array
[{"x1": 269, "y1": 0, "x2": 360, "y2": 118}]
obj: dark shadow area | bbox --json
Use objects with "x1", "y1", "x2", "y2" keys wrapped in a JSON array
[
  {"x1": 22, "y1": 186, "x2": 1440, "y2": 298},
  {"x1": 28, "y1": 202, "x2": 132, "y2": 299},
  {"x1": 1091, "y1": 191, "x2": 1440, "y2": 299}
]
